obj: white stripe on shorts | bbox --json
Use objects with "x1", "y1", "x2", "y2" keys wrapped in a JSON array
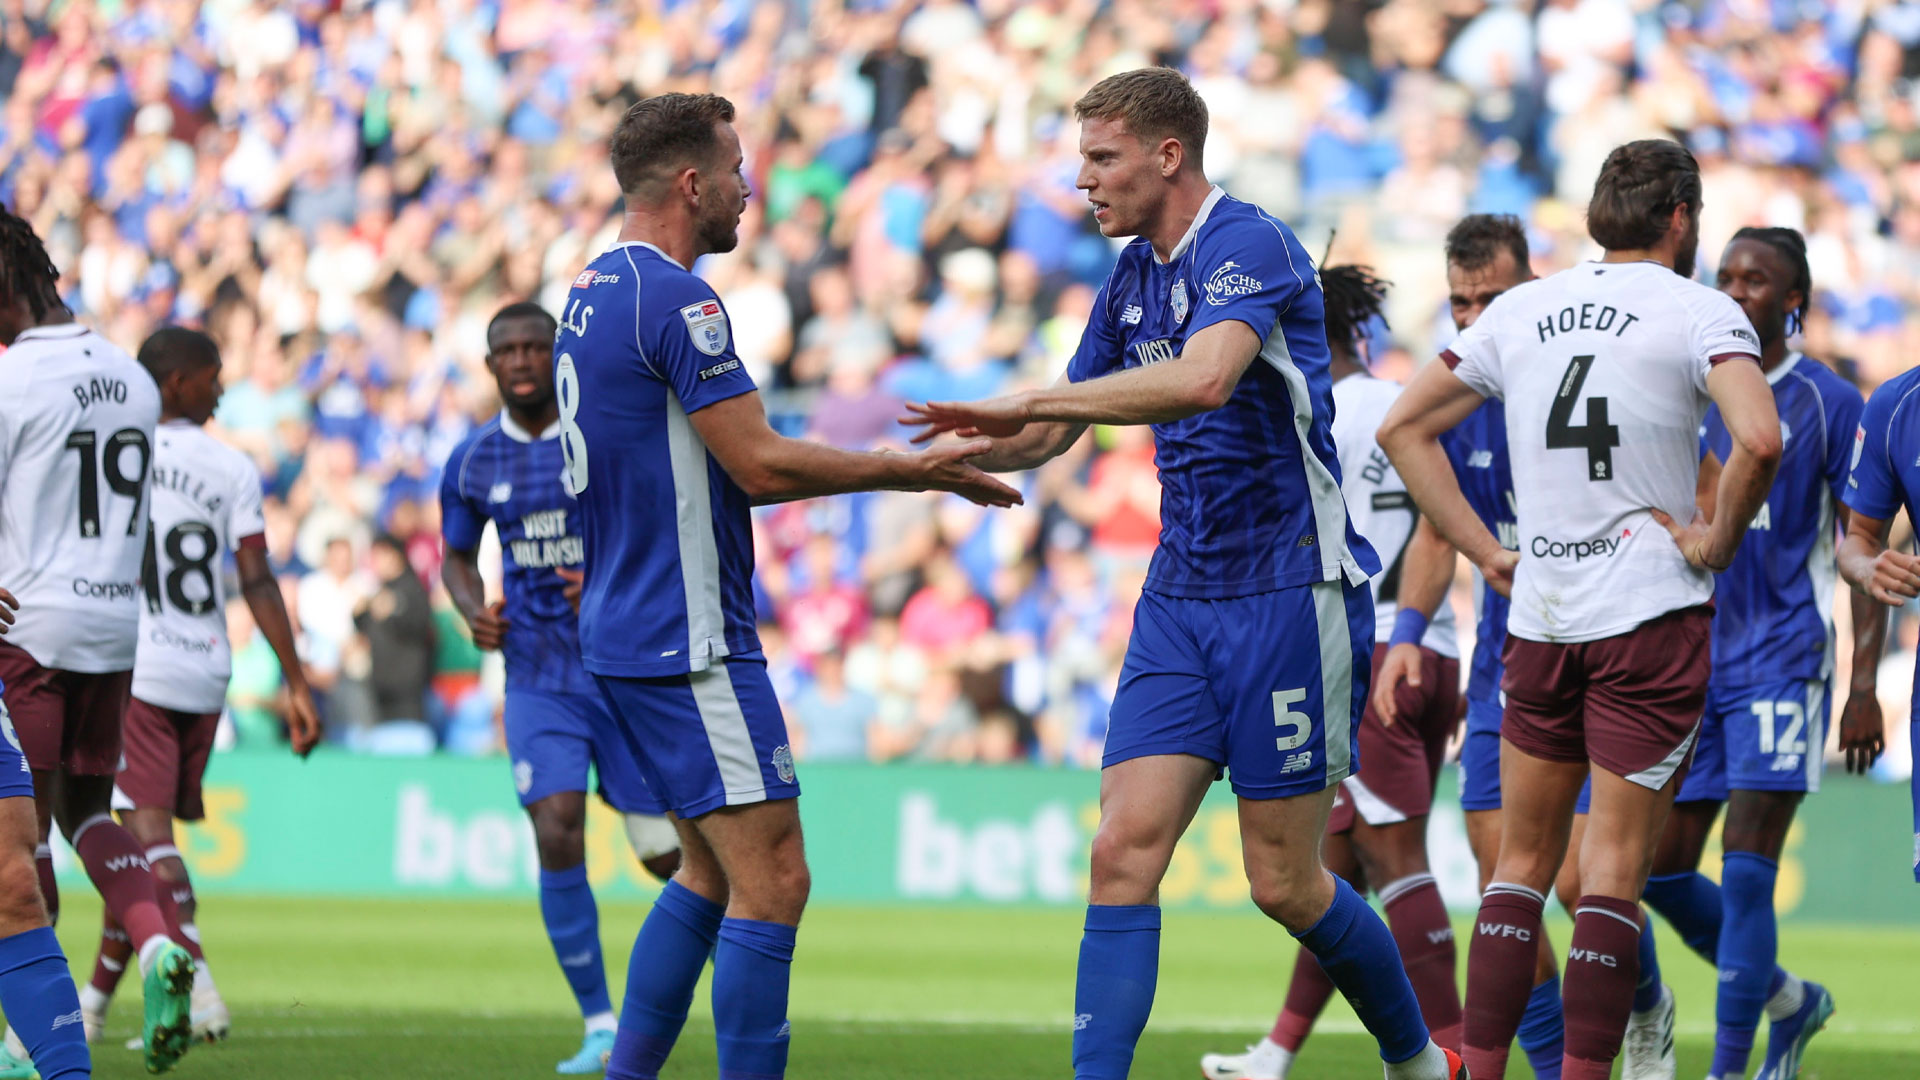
[
  {"x1": 689, "y1": 661, "x2": 766, "y2": 805},
  {"x1": 1340, "y1": 775, "x2": 1407, "y2": 826},
  {"x1": 1803, "y1": 678, "x2": 1826, "y2": 794},
  {"x1": 1624, "y1": 717, "x2": 1701, "y2": 791},
  {"x1": 1311, "y1": 581, "x2": 1354, "y2": 783}
]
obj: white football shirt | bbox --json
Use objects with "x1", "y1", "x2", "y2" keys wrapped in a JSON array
[
  {"x1": 1442, "y1": 260, "x2": 1761, "y2": 643},
  {"x1": 0, "y1": 326, "x2": 161, "y2": 672},
  {"x1": 132, "y1": 421, "x2": 267, "y2": 713},
  {"x1": 1331, "y1": 373, "x2": 1459, "y2": 657}
]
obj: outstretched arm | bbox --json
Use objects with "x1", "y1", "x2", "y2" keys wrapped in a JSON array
[
  {"x1": 1377, "y1": 361, "x2": 1510, "y2": 593},
  {"x1": 236, "y1": 545, "x2": 321, "y2": 757},
  {"x1": 903, "y1": 321, "x2": 1262, "y2": 439},
  {"x1": 690, "y1": 390, "x2": 1022, "y2": 508}
]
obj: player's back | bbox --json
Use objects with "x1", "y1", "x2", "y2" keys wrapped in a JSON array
[
  {"x1": 1703, "y1": 354, "x2": 1861, "y2": 687},
  {"x1": 441, "y1": 415, "x2": 597, "y2": 697},
  {"x1": 134, "y1": 421, "x2": 264, "y2": 713},
  {"x1": 552, "y1": 242, "x2": 760, "y2": 677},
  {"x1": 1443, "y1": 261, "x2": 1758, "y2": 642},
  {"x1": 1330, "y1": 372, "x2": 1456, "y2": 655},
  {"x1": 0, "y1": 325, "x2": 160, "y2": 672}
]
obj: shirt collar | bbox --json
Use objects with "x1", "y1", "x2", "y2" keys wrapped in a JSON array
[
  {"x1": 498, "y1": 411, "x2": 560, "y2": 442},
  {"x1": 13, "y1": 324, "x2": 88, "y2": 342},
  {"x1": 609, "y1": 240, "x2": 685, "y2": 270},
  {"x1": 1158, "y1": 186, "x2": 1227, "y2": 265},
  {"x1": 1765, "y1": 350, "x2": 1802, "y2": 386}
]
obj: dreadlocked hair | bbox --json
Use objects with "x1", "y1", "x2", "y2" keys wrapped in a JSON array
[
  {"x1": 1730, "y1": 226, "x2": 1811, "y2": 336},
  {"x1": 0, "y1": 206, "x2": 63, "y2": 320},
  {"x1": 1321, "y1": 264, "x2": 1390, "y2": 360}
]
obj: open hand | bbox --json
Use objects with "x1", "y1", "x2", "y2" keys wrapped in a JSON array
[
  {"x1": 1650, "y1": 506, "x2": 1722, "y2": 572},
  {"x1": 1369, "y1": 643, "x2": 1423, "y2": 727},
  {"x1": 901, "y1": 395, "x2": 1032, "y2": 443},
  {"x1": 556, "y1": 567, "x2": 584, "y2": 614},
  {"x1": 470, "y1": 599, "x2": 509, "y2": 650},
  {"x1": 1838, "y1": 690, "x2": 1885, "y2": 775},
  {"x1": 914, "y1": 440, "x2": 1024, "y2": 508},
  {"x1": 1864, "y1": 547, "x2": 1920, "y2": 607}
]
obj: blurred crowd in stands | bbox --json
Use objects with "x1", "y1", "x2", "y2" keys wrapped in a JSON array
[{"x1": 2, "y1": 0, "x2": 1917, "y2": 773}]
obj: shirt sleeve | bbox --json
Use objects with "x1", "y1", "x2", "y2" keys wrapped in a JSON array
[
  {"x1": 1687, "y1": 288, "x2": 1763, "y2": 391},
  {"x1": 1065, "y1": 278, "x2": 1124, "y2": 383},
  {"x1": 226, "y1": 455, "x2": 267, "y2": 552},
  {"x1": 1184, "y1": 214, "x2": 1308, "y2": 348},
  {"x1": 1439, "y1": 311, "x2": 1503, "y2": 400},
  {"x1": 1822, "y1": 375, "x2": 1868, "y2": 506},
  {"x1": 646, "y1": 277, "x2": 759, "y2": 414},
  {"x1": 439, "y1": 440, "x2": 488, "y2": 552},
  {"x1": 1843, "y1": 379, "x2": 1904, "y2": 521}
]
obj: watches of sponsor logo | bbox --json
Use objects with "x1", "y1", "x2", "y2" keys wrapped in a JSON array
[{"x1": 1204, "y1": 260, "x2": 1264, "y2": 306}]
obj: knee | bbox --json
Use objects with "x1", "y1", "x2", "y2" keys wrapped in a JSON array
[
  {"x1": 1354, "y1": 823, "x2": 1430, "y2": 886},
  {"x1": 1552, "y1": 856, "x2": 1583, "y2": 916},
  {"x1": 1087, "y1": 824, "x2": 1170, "y2": 905},
  {"x1": 1246, "y1": 859, "x2": 1332, "y2": 932},
  {"x1": 0, "y1": 848, "x2": 45, "y2": 929},
  {"x1": 531, "y1": 809, "x2": 587, "y2": 870},
  {"x1": 731, "y1": 844, "x2": 809, "y2": 923}
]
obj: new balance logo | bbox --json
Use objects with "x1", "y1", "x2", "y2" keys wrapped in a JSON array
[
  {"x1": 1281, "y1": 752, "x2": 1313, "y2": 774},
  {"x1": 1467, "y1": 450, "x2": 1493, "y2": 468},
  {"x1": 776, "y1": 1021, "x2": 792, "y2": 1040},
  {"x1": 1073, "y1": 1013, "x2": 1093, "y2": 1031},
  {"x1": 1478, "y1": 922, "x2": 1532, "y2": 941},
  {"x1": 1120, "y1": 305, "x2": 1143, "y2": 325},
  {"x1": 488, "y1": 482, "x2": 513, "y2": 503},
  {"x1": 559, "y1": 950, "x2": 595, "y2": 967},
  {"x1": 1568, "y1": 948, "x2": 1618, "y2": 967},
  {"x1": 51, "y1": 1010, "x2": 81, "y2": 1030},
  {"x1": 104, "y1": 855, "x2": 149, "y2": 873}
]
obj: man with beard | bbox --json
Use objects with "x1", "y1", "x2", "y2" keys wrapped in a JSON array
[
  {"x1": 553, "y1": 93, "x2": 1019, "y2": 1080},
  {"x1": 1378, "y1": 140, "x2": 1783, "y2": 1079},
  {"x1": 441, "y1": 302, "x2": 683, "y2": 1074}
]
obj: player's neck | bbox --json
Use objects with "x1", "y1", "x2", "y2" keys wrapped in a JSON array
[
  {"x1": 508, "y1": 401, "x2": 559, "y2": 435},
  {"x1": 1759, "y1": 337, "x2": 1790, "y2": 372},
  {"x1": 1144, "y1": 176, "x2": 1216, "y2": 262},
  {"x1": 1329, "y1": 352, "x2": 1365, "y2": 382},
  {"x1": 616, "y1": 209, "x2": 697, "y2": 270},
  {"x1": 1598, "y1": 245, "x2": 1675, "y2": 270}
]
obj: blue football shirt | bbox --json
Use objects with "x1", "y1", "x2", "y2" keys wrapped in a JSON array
[
  {"x1": 1442, "y1": 399, "x2": 1516, "y2": 707},
  {"x1": 440, "y1": 414, "x2": 596, "y2": 698},
  {"x1": 1702, "y1": 353, "x2": 1863, "y2": 689},
  {"x1": 1841, "y1": 363, "x2": 1920, "y2": 882},
  {"x1": 552, "y1": 242, "x2": 761, "y2": 677},
  {"x1": 1065, "y1": 187, "x2": 1378, "y2": 599}
]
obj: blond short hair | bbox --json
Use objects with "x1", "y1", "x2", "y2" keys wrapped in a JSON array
[{"x1": 1073, "y1": 67, "x2": 1209, "y2": 170}]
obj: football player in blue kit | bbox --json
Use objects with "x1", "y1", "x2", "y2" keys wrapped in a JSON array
[
  {"x1": 553, "y1": 93, "x2": 1019, "y2": 1080},
  {"x1": 441, "y1": 301, "x2": 683, "y2": 1075},
  {"x1": 905, "y1": 68, "x2": 1464, "y2": 1080},
  {"x1": 1839, "y1": 301, "x2": 1920, "y2": 894},
  {"x1": 1557, "y1": 228, "x2": 1883, "y2": 1080}
]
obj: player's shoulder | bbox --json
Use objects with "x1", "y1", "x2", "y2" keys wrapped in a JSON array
[
  {"x1": 1194, "y1": 193, "x2": 1301, "y2": 259},
  {"x1": 1332, "y1": 372, "x2": 1401, "y2": 410},
  {"x1": 1863, "y1": 365, "x2": 1920, "y2": 425},
  {"x1": 444, "y1": 416, "x2": 506, "y2": 491},
  {"x1": 178, "y1": 424, "x2": 257, "y2": 479},
  {"x1": 1657, "y1": 271, "x2": 1752, "y2": 329}
]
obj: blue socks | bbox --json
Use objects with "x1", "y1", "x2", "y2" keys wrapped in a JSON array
[
  {"x1": 607, "y1": 881, "x2": 724, "y2": 1080},
  {"x1": 1632, "y1": 908, "x2": 1662, "y2": 1012},
  {"x1": 1713, "y1": 852, "x2": 1779, "y2": 1079},
  {"x1": 1072, "y1": 904, "x2": 1160, "y2": 1080},
  {"x1": 1642, "y1": 870, "x2": 1723, "y2": 964},
  {"x1": 1296, "y1": 876, "x2": 1431, "y2": 1065},
  {"x1": 0, "y1": 927, "x2": 89, "y2": 1079},
  {"x1": 713, "y1": 918, "x2": 797, "y2": 1080},
  {"x1": 1517, "y1": 976, "x2": 1565, "y2": 1080},
  {"x1": 539, "y1": 865, "x2": 613, "y2": 1022}
]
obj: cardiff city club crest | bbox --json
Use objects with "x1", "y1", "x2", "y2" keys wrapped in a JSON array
[
  {"x1": 1170, "y1": 278, "x2": 1189, "y2": 323},
  {"x1": 772, "y1": 745, "x2": 796, "y2": 784}
]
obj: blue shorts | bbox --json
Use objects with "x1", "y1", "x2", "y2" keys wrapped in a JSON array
[
  {"x1": 0, "y1": 691, "x2": 32, "y2": 802},
  {"x1": 1458, "y1": 692, "x2": 1504, "y2": 812},
  {"x1": 504, "y1": 689, "x2": 663, "y2": 814},
  {"x1": 1681, "y1": 679, "x2": 1828, "y2": 799},
  {"x1": 593, "y1": 655, "x2": 798, "y2": 819},
  {"x1": 1103, "y1": 580, "x2": 1372, "y2": 800}
]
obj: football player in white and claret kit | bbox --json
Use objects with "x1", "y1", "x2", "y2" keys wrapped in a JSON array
[
  {"x1": 1377, "y1": 140, "x2": 1782, "y2": 1080},
  {"x1": 77, "y1": 328, "x2": 321, "y2": 1048},
  {"x1": 0, "y1": 207, "x2": 197, "y2": 1075}
]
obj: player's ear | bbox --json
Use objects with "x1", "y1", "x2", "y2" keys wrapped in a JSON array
[{"x1": 1160, "y1": 136, "x2": 1182, "y2": 179}]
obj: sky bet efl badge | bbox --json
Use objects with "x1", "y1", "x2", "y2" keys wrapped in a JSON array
[
  {"x1": 681, "y1": 299, "x2": 730, "y2": 356},
  {"x1": 1170, "y1": 278, "x2": 1189, "y2": 323}
]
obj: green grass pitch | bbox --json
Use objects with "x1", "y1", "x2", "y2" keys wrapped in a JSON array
[{"x1": 48, "y1": 893, "x2": 1920, "y2": 1078}]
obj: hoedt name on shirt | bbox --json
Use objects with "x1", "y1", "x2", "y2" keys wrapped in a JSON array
[{"x1": 1535, "y1": 303, "x2": 1639, "y2": 343}]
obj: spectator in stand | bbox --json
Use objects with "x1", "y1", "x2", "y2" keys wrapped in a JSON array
[{"x1": 352, "y1": 534, "x2": 436, "y2": 754}]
